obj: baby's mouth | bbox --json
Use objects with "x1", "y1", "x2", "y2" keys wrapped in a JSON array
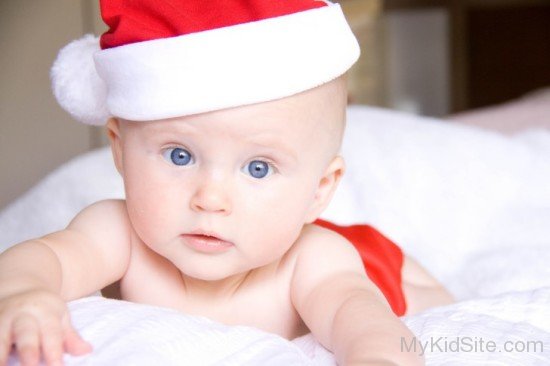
[{"x1": 181, "y1": 233, "x2": 234, "y2": 253}]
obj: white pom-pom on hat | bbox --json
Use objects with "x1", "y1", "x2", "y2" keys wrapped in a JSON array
[{"x1": 50, "y1": 34, "x2": 110, "y2": 125}]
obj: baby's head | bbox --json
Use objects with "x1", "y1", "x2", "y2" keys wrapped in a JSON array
[
  {"x1": 51, "y1": 0, "x2": 359, "y2": 279},
  {"x1": 105, "y1": 76, "x2": 348, "y2": 280}
]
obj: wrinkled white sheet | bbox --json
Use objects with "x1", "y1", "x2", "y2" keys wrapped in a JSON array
[
  {"x1": 1, "y1": 106, "x2": 550, "y2": 364},
  {"x1": 7, "y1": 289, "x2": 549, "y2": 365}
]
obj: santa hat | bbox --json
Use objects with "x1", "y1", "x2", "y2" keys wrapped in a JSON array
[{"x1": 51, "y1": 0, "x2": 360, "y2": 125}]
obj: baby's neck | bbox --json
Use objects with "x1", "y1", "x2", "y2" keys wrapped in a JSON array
[
  {"x1": 179, "y1": 271, "x2": 251, "y2": 300},
  {"x1": 178, "y1": 258, "x2": 282, "y2": 300}
]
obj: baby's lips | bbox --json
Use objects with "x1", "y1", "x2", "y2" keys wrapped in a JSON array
[{"x1": 185, "y1": 229, "x2": 231, "y2": 243}]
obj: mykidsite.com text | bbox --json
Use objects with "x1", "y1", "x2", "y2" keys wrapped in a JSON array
[{"x1": 401, "y1": 336, "x2": 545, "y2": 356}]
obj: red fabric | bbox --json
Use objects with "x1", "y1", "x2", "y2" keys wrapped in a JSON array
[
  {"x1": 313, "y1": 219, "x2": 407, "y2": 316},
  {"x1": 99, "y1": 0, "x2": 327, "y2": 49}
]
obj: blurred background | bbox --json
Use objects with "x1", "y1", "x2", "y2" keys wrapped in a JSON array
[{"x1": 1, "y1": 0, "x2": 549, "y2": 210}]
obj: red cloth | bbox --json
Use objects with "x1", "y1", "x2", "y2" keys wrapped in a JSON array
[
  {"x1": 99, "y1": 0, "x2": 327, "y2": 49},
  {"x1": 313, "y1": 219, "x2": 407, "y2": 316}
]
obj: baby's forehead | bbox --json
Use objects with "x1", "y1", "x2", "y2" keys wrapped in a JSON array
[
  {"x1": 133, "y1": 100, "x2": 325, "y2": 135},
  {"x1": 122, "y1": 78, "x2": 345, "y2": 150}
]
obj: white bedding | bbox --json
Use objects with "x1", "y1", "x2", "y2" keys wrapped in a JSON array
[{"x1": 1, "y1": 106, "x2": 550, "y2": 364}]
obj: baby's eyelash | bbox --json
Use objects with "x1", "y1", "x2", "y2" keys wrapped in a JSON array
[
  {"x1": 254, "y1": 158, "x2": 279, "y2": 172},
  {"x1": 242, "y1": 157, "x2": 279, "y2": 179}
]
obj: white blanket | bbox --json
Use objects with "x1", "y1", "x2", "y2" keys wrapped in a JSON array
[
  {"x1": 4, "y1": 291, "x2": 547, "y2": 366},
  {"x1": 2, "y1": 106, "x2": 550, "y2": 364}
]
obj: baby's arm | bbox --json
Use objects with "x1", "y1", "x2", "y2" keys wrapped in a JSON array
[
  {"x1": 291, "y1": 226, "x2": 423, "y2": 366},
  {"x1": 0, "y1": 199, "x2": 132, "y2": 366}
]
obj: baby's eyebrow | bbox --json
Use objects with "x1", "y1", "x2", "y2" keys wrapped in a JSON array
[
  {"x1": 143, "y1": 123, "x2": 198, "y2": 136},
  {"x1": 140, "y1": 124, "x2": 200, "y2": 144},
  {"x1": 244, "y1": 135, "x2": 298, "y2": 162}
]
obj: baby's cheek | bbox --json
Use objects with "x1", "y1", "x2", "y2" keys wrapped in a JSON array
[
  {"x1": 125, "y1": 202, "x2": 154, "y2": 244},
  {"x1": 125, "y1": 193, "x2": 167, "y2": 245},
  {"x1": 260, "y1": 207, "x2": 305, "y2": 250},
  {"x1": 271, "y1": 187, "x2": 314, "y2": 224}
]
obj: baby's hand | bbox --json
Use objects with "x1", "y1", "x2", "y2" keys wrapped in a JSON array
[{"x1": 0, "y1": 289, "x2": 92, "y2": 366}]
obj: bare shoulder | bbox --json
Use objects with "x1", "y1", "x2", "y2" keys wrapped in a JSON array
[
  {"x1": 39, "y1": 199, "x2": 133, "y2": 299},
  {"x1": 289, "y1": 224, "x2": 384, "y2": 305},
  {"x1": 66, "y1": 198, "x2": 133, "y2": 271},
  {"x1": 289, "y1": 223, "x2": 365, "y2": 270},
  {"x1": 67, "y1": 199, "x2": 131, "y2": 235}
]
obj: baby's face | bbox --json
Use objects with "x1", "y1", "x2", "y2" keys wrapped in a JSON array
[{"x1": 108, "y1": 78, "x2": 346, "y2": 281}]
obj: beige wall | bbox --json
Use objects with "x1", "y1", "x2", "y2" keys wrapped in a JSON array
[
  {"x1": 340, "y1": 0, "x2": 384, "y2": 106},
  {"x1": 0, "y1": 0, "x2": 106, "y2": 210}
]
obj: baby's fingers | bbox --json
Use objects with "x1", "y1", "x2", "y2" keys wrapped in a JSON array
[
  {"x1": 12, "y1": 315, "x2": 40, "y2": 366},
  {"x1": 61, "y1": 317, "x2": 92, "y2": 356},
  {"x1": 0, "y1": 323, "x2": 11, "y2": 365},
  {"x1": 40, "y1": 320, "x2": 64, "y2": 366}
]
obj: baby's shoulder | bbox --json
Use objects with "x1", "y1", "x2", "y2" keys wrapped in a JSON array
[
  {"x1": 288, "y1": 223, "x2": 364, "y2": 271},
  {"x1": 74, "y1": 198, "x2": 127, "y2": 215},
  {"x1": 287, "y1": 223, "x2": 371, "y2": 309},
  {"x1": 292, "y1": 223, "x2": 358, "y2": 256},
  {"x1": 68, "y1": 199, "x2": 133, "y2": 242}
]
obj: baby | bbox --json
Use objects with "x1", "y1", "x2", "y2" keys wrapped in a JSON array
[{"x1": 0, "y1": 1, "x2": 452, "y2": 365}]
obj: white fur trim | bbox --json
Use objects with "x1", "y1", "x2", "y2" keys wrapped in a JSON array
[
  {"x1": 51, "y1": 4, "x2": 359, "y2": 124},
  {"x1": 95, "y1": 4, "x2": 359, "y2": 122},
  {"x1": 51, "y1": 35, "x2": 110, "y2": 125}
]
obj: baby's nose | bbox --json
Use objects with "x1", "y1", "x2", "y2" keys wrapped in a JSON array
[{"x1": 190, "y1": 180, "x2": 232, "y2": 215}]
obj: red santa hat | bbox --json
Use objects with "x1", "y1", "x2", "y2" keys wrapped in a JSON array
[{"x1": 51, "y1": 0, "x2": 360, "y2": 125}]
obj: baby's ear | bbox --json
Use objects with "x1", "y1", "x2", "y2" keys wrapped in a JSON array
[
  {"x1": 304, "y1": 156, "x2": 346, "y2": 223},
  {"x1": 106, "y1": 118, "x2": 124, "y2": 175}
]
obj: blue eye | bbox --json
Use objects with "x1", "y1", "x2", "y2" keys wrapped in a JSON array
[
  {"x1": 245, "y1": 160, "x2": 273, "y2": 179},
  {"x1": 163, "y1": 147, "x2": 193, "y2": 166}
]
